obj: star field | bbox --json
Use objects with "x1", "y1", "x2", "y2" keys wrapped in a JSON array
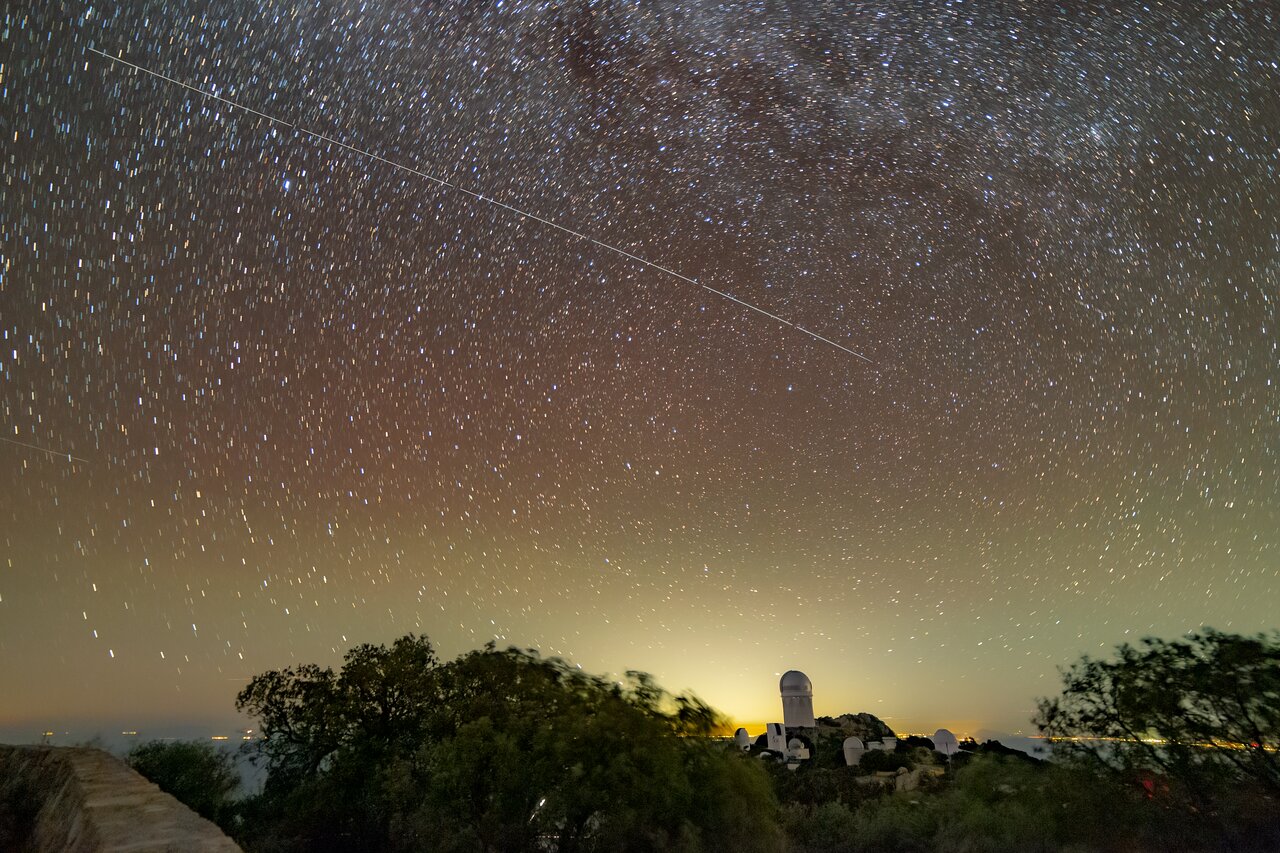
[{"x1": 2, "y1": 0, "x2": 1277, "y2": 733}]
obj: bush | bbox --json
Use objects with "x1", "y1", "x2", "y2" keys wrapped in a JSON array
[
  {"x1": 782, "y1": 801, "x2": 859, "y2": 853},
  {"x1": 858, "y1": 749, "x2": 913, "y2": 773},
  {"x1": 128, "y1": 740, "x2": 239, "y2": 827}
]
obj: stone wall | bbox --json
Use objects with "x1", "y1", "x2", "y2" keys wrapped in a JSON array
[{"x1": 0, "y1": 745, "x2": 242, "y2": 852}]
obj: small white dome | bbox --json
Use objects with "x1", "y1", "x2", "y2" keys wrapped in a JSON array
[
  {"x1": 842, "y1": 737, "x2": 866, "y2": 767},
  {"x1": 779, "y1": 670, "x2": 813, "y2": 696}
]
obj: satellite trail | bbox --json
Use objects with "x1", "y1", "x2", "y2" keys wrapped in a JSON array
[
  {"x1": 0, "y1": 436, "x2": 90, "y2": 464},
  {"x1": 86, "y1": 47, "x2": 872, "y2": 363}
]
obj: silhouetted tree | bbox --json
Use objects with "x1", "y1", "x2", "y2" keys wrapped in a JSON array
[
  {"x1": 1035, "y1": 628, "x2": 1280, "y2": 847},
  {"x1": 388, "y1": 646, "x2": 782, "y2": 853},
  {"x1": 1035, "y1": 629, "x2": 1280, "y2": 795},
  {"x1": 236, "y1": 633, "x2": 440, "y2": 786},
  {"x1": 234, "y1": 636, "x2": 783, "y2": 853},
  {"x1": 233, "y1": 635, "x2": 449, "y2": 851}
]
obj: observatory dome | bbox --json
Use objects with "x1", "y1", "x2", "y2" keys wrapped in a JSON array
[{"x1": 779, "y1": 670, "x2": 813, "y2": 696}]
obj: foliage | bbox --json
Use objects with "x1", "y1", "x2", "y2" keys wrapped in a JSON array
[
  {"x1": 1035, "y1": 628, "x2": 1280, "y2": 814},
  {"x1": 857, "y1": 748, "x2": 913, "y2": 773},
  {"x1": 392, "y1": 647, "x2": 782, "y2": 853},
  {"x1": 127, "y1": 740, "x2": 240, "y2": 827},
  {"x1": 768, "y1": 763, "x2": 870, "y2": 809},
  {"x1": 213, "y1": 628, "x2": 1280, "y2": 852},
  {"x1": 235, "y1": 637, "x2": 782, "y2": 853},
  {"x1": 781, "y1": 801, "x2": 859, "y2": 853},
  {"x1": 851, "y1": 755, "x2": 1141, "y2": 853},
  {"x1": 807, "y1": 727, "x2": 872, "y2": 770},
  {"x1": 236, "y1": 634, "x2": 440, "y2": 786}
]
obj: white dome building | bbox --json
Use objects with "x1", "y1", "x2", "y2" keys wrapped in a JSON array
[
  {"x1": 779, "y1": 670, "x2": 816, "y2": 728},
  {"x1": 842, "y1": 736, "x2": 867, "y2": 767}
]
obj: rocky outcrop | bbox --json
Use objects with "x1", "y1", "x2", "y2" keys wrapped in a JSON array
[
  {"x1": 828, "y1": 712, "x2": 896, "y2": 742},
  {"x1": 0, "y1": 745, "x2": 241, "y2": 852}
]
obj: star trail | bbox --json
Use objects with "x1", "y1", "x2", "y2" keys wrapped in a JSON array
[{"x1": 2, "y1": 0, "x2": 1277, "y2": 736}]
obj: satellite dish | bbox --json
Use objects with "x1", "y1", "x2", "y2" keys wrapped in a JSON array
[{"x1": 933, "y1": 728, "x2": 959, "y2": 757}]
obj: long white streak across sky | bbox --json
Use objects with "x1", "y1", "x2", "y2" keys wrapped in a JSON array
[
  {"x1": 0, "y1": 436, "x2": 91, "y2": 464},
  {"x1": 86, "y1": 46, "x2": 872, "y2": 363}
]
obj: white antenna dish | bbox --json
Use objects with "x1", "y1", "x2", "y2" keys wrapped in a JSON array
[{"x1": 933, "y1": 728, "x2": 960, "y2": 757}]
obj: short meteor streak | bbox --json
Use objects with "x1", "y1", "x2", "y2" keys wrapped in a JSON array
[
  {"x1": 0, "y1": 436, "x2": 90, "y2": 464},
  {"x1": 87, "y1": 47, "x2": 872, "y2": 363}
]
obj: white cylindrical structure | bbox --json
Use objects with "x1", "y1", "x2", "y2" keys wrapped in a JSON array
[{"x1": 779, "y1": 670, "x2": 816, "y2": 728}]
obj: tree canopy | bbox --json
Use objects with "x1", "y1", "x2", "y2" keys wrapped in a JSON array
[
  {"x1": 126, "y1": 628, "x2": 1280, "y2": 853},
  {"x1": 1035, "y1": 627, "x2": 1280, "y2": 842},
  {"x1": 235, "y1": 633, "x2": 441, "y2": 785},
  {"x1": 234, "y1": 636, "x2": 782, "y2": 853}
]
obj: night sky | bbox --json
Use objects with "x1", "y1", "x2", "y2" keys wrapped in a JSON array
[{"x1": 3, "y1": 1, "x2": 1277, "y2": 736}]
